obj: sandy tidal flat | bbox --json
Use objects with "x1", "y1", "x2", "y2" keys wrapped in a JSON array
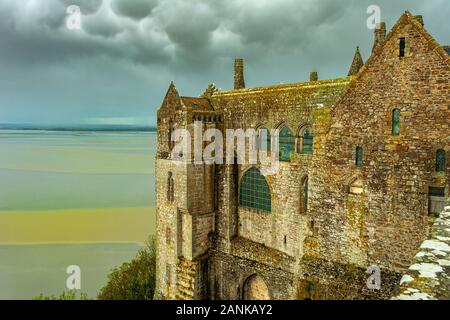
[{"x1": 0, "y1": 207, "x2": 155, "y2": 244}]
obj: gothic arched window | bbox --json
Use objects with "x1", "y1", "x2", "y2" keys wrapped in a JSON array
[
  {"x1": 356, "y1": 146, "x2": 363, "y2": 167},
  {"x1": 258, "y1": 128, "x2": 271, "y2": 152},
  {"x1": 279, "y1": 125, "x2": 295, "y2": 161},
  {"x1": 239, "y1": 167, "x2": 271, "y2": 212},
  {"x1": 436, "y1": 149, "x2": 446, "y2": 172},
  {"x1": 167, "y1": 172, "x2": 174, "y2": 202},
  {"x1": 392, "y1": 109, "x2": 401, "y2": 136},
  {"x1": 302, "y1": 128, "x2": 314, "y2": 154}
]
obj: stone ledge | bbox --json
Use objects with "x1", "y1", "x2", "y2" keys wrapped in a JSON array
[
  {"x1": 230, "y1": 236, "x2": 296, "y2": 271},
  {"x1": 392, "y1": 201, "x2": 450, "y2": 300}
]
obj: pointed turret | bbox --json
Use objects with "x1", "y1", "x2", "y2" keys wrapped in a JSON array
[
  {"x1": 347, "y1": 46, "x2": 364, "y2": 76},
  {"x1": 160, "y1": 81, "x2": 182, "y2": 110}
]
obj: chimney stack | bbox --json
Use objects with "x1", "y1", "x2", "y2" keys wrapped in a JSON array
[
  {"x1": 372, "y1": 22, "x2": 386, "y2": 53},
  {"x1": 234, "y1": 58, "x2": 245, "y2": 89},
  {"x1": 310, "y1": 71, "x2": 318, "y2": 82}
]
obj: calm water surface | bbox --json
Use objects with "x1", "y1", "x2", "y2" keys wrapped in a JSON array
[{"x1": 0, "y1": 130, "x2": 157, "y2": 299}]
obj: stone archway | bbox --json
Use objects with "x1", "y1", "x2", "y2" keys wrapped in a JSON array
[{"x1": 242, "y1": 274, "x2": 270, "y2": 300}]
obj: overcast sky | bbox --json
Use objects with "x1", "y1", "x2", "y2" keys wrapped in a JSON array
[{"x1": 0, "y1": 0, "x2": 448, "y2": 126}]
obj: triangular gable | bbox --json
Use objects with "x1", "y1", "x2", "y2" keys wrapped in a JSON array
[
  {"x1": 160, "y1": 82, "x2": 183, "y2": 110},
  {"x1": 333, "y1": 11, "x2": 450, "y2": 107}
]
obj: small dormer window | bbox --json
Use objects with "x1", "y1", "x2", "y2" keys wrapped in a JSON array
[{"x1": 399, "y1": 38, "x2": 406, "y2": 57}]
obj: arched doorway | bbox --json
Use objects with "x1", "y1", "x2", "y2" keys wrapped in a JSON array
[{"x1": 242, "y1": 275, "x2": 270, "y2": 300}]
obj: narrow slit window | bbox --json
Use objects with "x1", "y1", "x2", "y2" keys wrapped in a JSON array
[
  {"x1": 168, "y1": 120, "x2": 174, "y2": 150},
  {"x1": 436, "y1": 149, "x2": 446, "y2": 172},
  {"x1": 392, "y1": 109, "x2": 401, "y2": 136},
  {"x1": 399, "y1": 38, "x2": 406, "y2": 57},
  {"x1": 303, "y1": 176, "x2": 309, "y2": 213},
  {"x1": 356, "y1": 146, "x2": 363, "y2": 167},
  {"x1": 167, "y1": 172, "x2": 174, "y2": 202}
]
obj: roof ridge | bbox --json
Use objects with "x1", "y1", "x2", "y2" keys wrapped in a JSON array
[{"x1": 214, "y1": 77, "x2": 351, "y2": 95}]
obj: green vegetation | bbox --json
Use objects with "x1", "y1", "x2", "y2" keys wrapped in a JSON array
[
  {"x1": 97, "y1": 237, "x2": 156, "y2": 300},
  {"x1": 33, "y1": 290, "x2": 90, "y2": 300},
  {"x1": 32, "y1": 237, "x2": 156, "y2": 300}
]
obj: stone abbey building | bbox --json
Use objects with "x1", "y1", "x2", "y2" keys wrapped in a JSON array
[{"x1": 154, "y1": 12, "x2": 449, "y2": 300}]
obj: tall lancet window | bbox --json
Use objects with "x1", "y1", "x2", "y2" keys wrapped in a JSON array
[
  {"x1": 392, "y1": 109, "x2": 401, "y2": 136},
  {"x1": 436, "y1": 149, "x2": 446, "y2": 172},
  {"x1": 356, "y1": 146, "x2": 363, "y2": 167}
]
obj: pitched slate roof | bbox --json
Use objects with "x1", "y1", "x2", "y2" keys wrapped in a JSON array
[{"x1": 180, "y1": 96, "x2": 213, "y2": 111}]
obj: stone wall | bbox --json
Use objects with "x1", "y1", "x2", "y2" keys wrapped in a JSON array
[
  {"x1": 393, "y1": 200, "x2": 450, "y2": 300},
  {"x1": 154, "y1": 12, "x2": 449, "y2": 300},
  {"x1": 309, "y1": 13, "x2": 449, "y2": 270}
]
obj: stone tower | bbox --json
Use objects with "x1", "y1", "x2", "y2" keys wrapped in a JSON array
[{"x1": 154, "y1": 82, "x2": 219, "y2": 300}]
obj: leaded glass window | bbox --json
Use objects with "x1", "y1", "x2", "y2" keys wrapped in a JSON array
[
  {"x1": 436, "y1": 149, "x2": 446, "y2": 172},
  {"x1": 239, "y1": 167, "x2": 271, "y2": 212},
  {"x1": 302, "y1": 129, "x2": 313, "y2": 154},
  {"x1": 392, "y1": 109, "x2": 400, "y2": 136},
  {"x1": 356, "y1": 146, "x2": 363, "y2": 167},
  {"x1": 258, "y1": 128, "x2": 271, "y2": 152},
  {"x1": 279, "y1": 126, "x2": 295, "y2": 161}
]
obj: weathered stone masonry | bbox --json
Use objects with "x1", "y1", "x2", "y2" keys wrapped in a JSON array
[{"x1": 154, "y1": 12, "x2": 449, "y2": 300}]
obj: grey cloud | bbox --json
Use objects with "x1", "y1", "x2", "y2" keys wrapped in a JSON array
[
  {"x1": 0, "y1": 0, "x2": 448, "y2": 126},
  {"x1": 111, "y1": 0, "x2": 158, "y2": 20},
  {"x1": 59, "y1": 0, "x2": 103, "y2": 15}
]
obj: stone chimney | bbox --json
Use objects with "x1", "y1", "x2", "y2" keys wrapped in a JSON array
[
  {"x1": 310, "y1": 72, "x2": 318, "y2": 82},
  {"x1": 234, "y1": 58, "x2": 245, "y2": 89},
  {"x1": 372, "y1": 22, "x2": 386, "y2": 53}
]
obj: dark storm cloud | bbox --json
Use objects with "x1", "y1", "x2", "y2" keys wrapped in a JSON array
[
  {"x1": 0, "y1": 0, "x2": 448, "y2": 126},
  {"x1": 111, "y1": 0, "x2": 158, "y2": 20}
]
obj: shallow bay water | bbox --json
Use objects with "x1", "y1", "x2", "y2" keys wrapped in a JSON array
[{"x1": 0, "y1": 130, "x2": 157, "y2": 299}]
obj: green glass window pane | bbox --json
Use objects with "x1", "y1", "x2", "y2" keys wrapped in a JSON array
[
  {"x1": 356, "y1": 146, "x2": 363, "y2": 167},
  {"x1": 392, "y1": 109, "x2": 400, "y2": 136},
  {"x1": 239, "y1": 167, "x2": 271, "y2": 212},
  {"x1": 279, "y1": 126, "x2": 295, "y2": 161},
  {"x1": 436, "y1": 149, "x2": 446, "y2": 172},
  {"x1": 302, "y1": 129, "x2": 313, "y2": 154}
]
